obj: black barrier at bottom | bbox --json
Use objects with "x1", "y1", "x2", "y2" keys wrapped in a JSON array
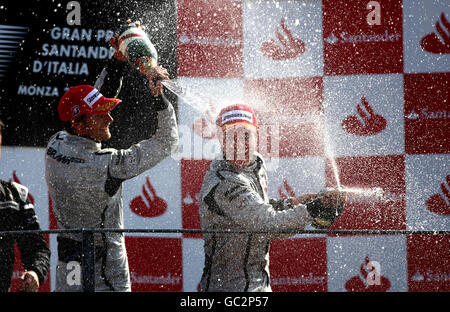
[{"x1": 0, "y1": 228, "x2": 449, "y2": 292}]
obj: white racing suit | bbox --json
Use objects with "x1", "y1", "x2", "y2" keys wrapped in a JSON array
[
  {"x1": 199, "y1": 154, "x2": 313, "y2": 292},
  {"x1": 45, "y1": 102, "x2": 178, "y2": 292}
]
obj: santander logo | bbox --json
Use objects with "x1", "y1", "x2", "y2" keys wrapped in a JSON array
[
  {"x1": 129, "y1": 176, "x2": 167, "y2": 218},
  {"x1": 406, "y1": 108, "x2": 449, "y2": 120},
  {"x1": 342, "y1": 96, "x2": 387, "y2": 136},
  {"x1": 260, "y1": 18, "x2": 306, "y2": 60},
  {"x1": 192, "y1": 117, "x2": 217, "y2": 139},
  {"x1": 345, "y1": 256, "x2": 391, "y2": 292},
  {"x1": 278, "y1": 179, "x2": 316, "y2": 204},
  {"x1": 420, "y1": 13, "x2": 450, "y2": 54},
  {"x1": 192, "y1": 102, "x2": 218, "y2": 140},
  {"x1": 278, "y1": 179, "x2": 296, "y2": 199},
  {"x1": 426, "y1": 174, "x2": 450, "y2": 215}
]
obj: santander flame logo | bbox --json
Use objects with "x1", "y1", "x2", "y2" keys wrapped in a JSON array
[
  {"x1": 129, "y1": 177, "x2": 167, "y2": 218},
  {"x1": 278, "y1": 180, "x2": 316, "y2": 204},
  {"x1": 426, "y1": 174, "x2": 450, "y2": 215},
  {"x1": 278, "y1": 179, "x2": 296, "y2": 199},
  {"x1": 192, "y1": 101, "x2": 218, "y2": 140},
  {"x1": 342, "y1": 96, "x2": 387, "y2": 136},
  {"x1": 420, "y1": 13, "x2": 450, "y2": 54},
  {"x1": 260, "y1": 18, "x2": 306, "y2": 60},
  {"x1": 345, "y1": 256, "x2": 391, "y2": 292}
]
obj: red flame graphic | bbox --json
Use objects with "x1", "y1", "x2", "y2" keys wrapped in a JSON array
[
  {"x1": 342, "y1": 96, "x2": 387, "y2": 136},
  {"x1": 345, "y1": 256, "x2": 391, "y2": 292},
  {"x1": 420, "y1": 13, "x2": 450, "y2": 54},
  {"x1": 129, "y1": 177, "x2": 167, "y2": 218},
  {"x1": 278, "y1": 179, "x2": 296, "y2": 199},
  {"x1": 192, "y1": 101, "x2": 218, "y2": 140},
  {"x1": 426, "y1": 174, "x2": 450, "y2": 215},
  {"x1": 261, "y1": 18, "x2": 306, "y2": 60}
]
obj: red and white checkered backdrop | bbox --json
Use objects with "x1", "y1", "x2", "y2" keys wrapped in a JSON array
[{"x1": 1, "y1": 0, "x2": 449, "y2": 292}]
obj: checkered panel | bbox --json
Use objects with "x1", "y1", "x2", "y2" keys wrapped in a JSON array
[
  {"x1": 1, "y1": 0, "x2": 448, "y2": 292},
  {"x1": 175, "y1": 0, "x2": 449, "y2": 293}
]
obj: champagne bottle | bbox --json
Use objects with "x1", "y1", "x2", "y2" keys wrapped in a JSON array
[
  {"x1": 117, "y1": 22, "x2": 158, "y2": 76},
  {"x1": 310, "y1": 187, "x2": 346, "y2": 229}
]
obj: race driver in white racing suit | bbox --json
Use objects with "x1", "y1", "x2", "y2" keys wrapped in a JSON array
[
  {"x1": 45, "y1": 81, "x2": 178, "y2": 291},
  {"x1": 199, "y1": 104, "x2": 347, "y2": 292}
]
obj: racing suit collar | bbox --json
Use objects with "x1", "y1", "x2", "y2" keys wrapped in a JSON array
[{"x1": 61, "y1": 130, "x2": 102, "y2": 150}]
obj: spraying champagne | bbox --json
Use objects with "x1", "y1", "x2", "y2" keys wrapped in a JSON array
[{"x1": 160, "y1": 79, "x2": 212, "y2": 114}]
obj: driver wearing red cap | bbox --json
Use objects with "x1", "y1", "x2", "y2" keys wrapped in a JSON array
[
  {"x1": 57, "y1": 85, "x2": 122, "y2": 142},
  {"x1": 45, "y1": 84, "x2": 178, "y2": 292},
  {"x1": 199, "y1": 104, "x2": 346, "y2": 292}
]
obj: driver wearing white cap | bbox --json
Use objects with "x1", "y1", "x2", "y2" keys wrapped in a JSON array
[{"x1": 199, "y1": 104, "x2": 346, "y2": 292}]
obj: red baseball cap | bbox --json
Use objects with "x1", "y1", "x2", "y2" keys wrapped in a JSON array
[
  {"x1": 216, "y1": 104, "x2": 258, "y2": 132},
  {"x1": 57, "y1": 85, "x2": 122, "y2": 121}
]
